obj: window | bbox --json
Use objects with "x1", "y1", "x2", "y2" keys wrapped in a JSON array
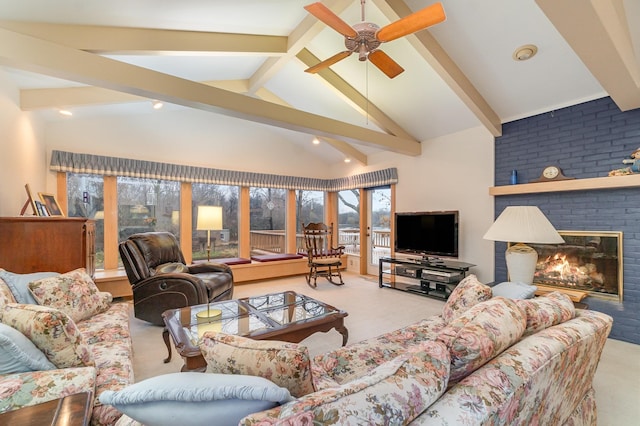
[
  {"x1": 192, "y1": 183, "x2": 239, "y2": 260},
  {"x1": 66, "y1": 173, "x2": 105, "y2": 269},
  {"x1": 295, "y1": 190, "x2": 324, "y2": 231},
  {"x1": 249, "y1": 187, "x2": 286, "y2": 255},
  {"x1": 338, "y1": 189, "x2": 360, "y2": 255},
  {"x1": 117, "y1": 177, "x2": 180, "y2": 265}
]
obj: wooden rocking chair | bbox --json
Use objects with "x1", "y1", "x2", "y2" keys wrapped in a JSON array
[{"x1": 302, "y1": 222, "x2": 345, "y2": 288}]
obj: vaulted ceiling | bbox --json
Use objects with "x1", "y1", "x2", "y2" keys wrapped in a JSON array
[{"x1": 0, "y1": 0, "x2": 638, "y2": 165}]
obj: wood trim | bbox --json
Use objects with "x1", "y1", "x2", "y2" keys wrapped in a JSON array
[
  {"x1": 489, "y1": 174, "x2": 640, "y2": 196},
  {"x1": 286, "y1": 190, "x2": 297, "y2": 253},
  {"x1": 103, "y1": 176, "x2": 119, "y2": 270},
  {"x1": 55, "y1": 172, "x2": 68, "y2": 216},
  {"x1": 239, "y1": 187, "x2": 250, "y2": 258},
  {"x1": 180, "y1": 182, "x2": 192, "y2": 263},
  {"x1": 359, "y1": 188, "x2": 368, "y2": 275}
]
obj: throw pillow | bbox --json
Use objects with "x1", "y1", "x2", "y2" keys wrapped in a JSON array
[
  {"x1": 516, "y1": 291, "x2": 575, "y2": 336},
  {"x1": 442, "y1": 274, "x2": 492, "y2": 323},
  {"x1": 437, "y1": 297, "x2": 526, "y2": 383},
  {"x1": 0, "y1": 270, "x2": 60, "y2": 305},
  {"x1": 0, "y1": 275, "x2": 17, "y2": 310},
  {"x1": 28, "y1": 268, "x2": 111, "y2": 323},
  {"x1": 99, "y1": 372, "x2": 292, "y2": 426},
  {"x1": 491, "y1": 281, "x2": 538, "y2": 299},
  {"x1": 240, "y1": 340, "x2": 450, "y2": 426},
  {"x1": 0, "y1": 322, "x2": 56, "y2": 374},
  {"x1": 1, "y1": 303, "x2": 94, "y2": 369},
  {"x1": 199, "y1": 332, "x2": 314, "y2": 398}
]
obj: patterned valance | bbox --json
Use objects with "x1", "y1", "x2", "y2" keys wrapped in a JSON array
[{"x1": 50, "y1": 150, "x2": 398, "y2": 191}]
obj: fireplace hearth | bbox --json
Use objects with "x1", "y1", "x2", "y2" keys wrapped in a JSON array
[{"x1": 528, "y1": 231, "x2": 622, "y2": 300}]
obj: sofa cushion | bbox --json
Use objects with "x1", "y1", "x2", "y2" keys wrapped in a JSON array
[
  {"x1": 28, "y1": 268, "x2": 112, "y2": 323},
  {"x1": 240, "y1": 340, "x2": 450, "y2": 426},
  {"x1": 491, "y1": 281, "x2": 537, "y2": 299},
  {"x1": 442, "y1": 274, "x2": 492, "y2": 323},
  {"x1": 516, "y1": 291, "x2": 575, "y2": 336},
  {"x1": 1, "y1": 303, "x2": 94, "y2": 369},
  {"x1": 0, "y1": 322, "x2": 56, "y2": 374},
  {"x1": 99, "y1": 372, "x2": 292, "y2": 426},
  {"x1": 437, "y1": 297, "x2": 526, "y2": 383},
  {"x1": 0, "y1": 269, "x2": 60, "y2": 305},
  {"x1": 199, "y1": 332, "x2": 314, "y2": 398},
  {"x1": 0, "y1": 274, "x2": 17, "y2": 310},
  {"x1": 0, "y1": 367, "x2": 97, "y2": 414}
]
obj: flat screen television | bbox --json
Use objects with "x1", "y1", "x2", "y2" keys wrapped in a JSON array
[{"x1": 394, "y1": 211, "x2": 459, "y2": 258}]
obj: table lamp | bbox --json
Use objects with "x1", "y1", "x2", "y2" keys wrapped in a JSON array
[
  {"x1": 196, "y1": 206, "x2": 223, "y2": 262},
  {"x1": 483, "y1": 206, "x2": 564, "y2": 284}
]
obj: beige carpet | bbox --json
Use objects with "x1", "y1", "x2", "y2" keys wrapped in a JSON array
[{"x1": 128, "y1": 271, "x2": 640, "y2": 425}]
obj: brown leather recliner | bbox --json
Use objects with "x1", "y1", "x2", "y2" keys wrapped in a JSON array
[{"x1": 119, "y1": 231, "x2": 234, "y2": 325}]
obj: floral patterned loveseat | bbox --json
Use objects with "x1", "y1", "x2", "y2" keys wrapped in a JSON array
[{"x1": 0, "y1": 268, "x2": 134, "y2": 426}]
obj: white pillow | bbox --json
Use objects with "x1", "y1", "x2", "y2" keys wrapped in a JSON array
[
  {"x1": 491, "y1": 281, "x2": 537, "y2": 299},
  {"x1": 99, "y1": 372, "x2": 293, "y2": 426},
  {"x1": 0, "y1": 322, "x2": 56, "y2": 374}
]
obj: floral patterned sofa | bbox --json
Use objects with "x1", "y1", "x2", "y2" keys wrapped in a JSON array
[
  {"x1": 0, "y1": 268, "x2": 134, "y2": 426},
  {"x1": 107, "y1": 274, "x2": 612, "y2": 426}
]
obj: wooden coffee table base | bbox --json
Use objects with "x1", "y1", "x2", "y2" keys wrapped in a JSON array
[{"x1": 162, "y1": 292, "x2": 349, "y2": 372}]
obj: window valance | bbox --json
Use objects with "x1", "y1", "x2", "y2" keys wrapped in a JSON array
[{"x1": 50, "y1": 150, "x2": 398, "y2": 191}]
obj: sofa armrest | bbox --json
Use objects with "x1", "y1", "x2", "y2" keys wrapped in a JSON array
[{"x1": 0, "y1": 367, "x2": 96, "y2": 414}]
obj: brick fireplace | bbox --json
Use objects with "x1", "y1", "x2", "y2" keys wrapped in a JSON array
[
  {"x1": 529, "y1": 231, "x2": 622, "y2": 301},
  {"x1": 494, "y1": 97, "x2": 640, "y2": 345}
]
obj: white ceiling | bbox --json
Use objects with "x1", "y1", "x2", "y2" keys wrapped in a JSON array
[{"x1": 0, "y1": 0, "x2": 638, "y2": 164}]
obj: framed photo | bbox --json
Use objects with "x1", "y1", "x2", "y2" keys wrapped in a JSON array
[
  {"x1": 38, "y1": 192, "x2": 64, "y2": 217},
  {"x1": 20, "y1": 183, "x2": 39, "y2": 216},
  {"x1": 34, "y1": 200, "x2": 50, "y2": 216}
]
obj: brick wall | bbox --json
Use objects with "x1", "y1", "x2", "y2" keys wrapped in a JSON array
[{"x1": 494, "y1": 97, "x2": 640, "y2": 344}]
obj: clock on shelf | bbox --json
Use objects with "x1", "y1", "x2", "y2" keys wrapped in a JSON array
[{"x1": 532, "y1": 165, "x2": 574, "y2": 182}]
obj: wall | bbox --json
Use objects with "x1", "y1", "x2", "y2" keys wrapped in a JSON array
[
  {"x1": 495, "y1": 96, "x2": 640, "y2": 344},
  {"x1": 0, "y1": 70, "x2": 47, "y2": 217}
]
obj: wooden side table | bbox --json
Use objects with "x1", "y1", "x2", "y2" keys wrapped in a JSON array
[{"x1": 0, "y1": 392, "x2": 93, "y2": 426}]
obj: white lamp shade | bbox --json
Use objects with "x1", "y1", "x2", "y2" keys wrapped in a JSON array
[
  {"x1": 483, "y1": 206, "x2": 564, "y2": 244},
  {"x1": 196, "y1": 206, "x2": 223, "y2": 231}
]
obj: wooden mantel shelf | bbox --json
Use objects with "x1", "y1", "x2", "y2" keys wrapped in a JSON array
[{"x1": 489, "y1": 174, "x2": 640, "y2": 196}]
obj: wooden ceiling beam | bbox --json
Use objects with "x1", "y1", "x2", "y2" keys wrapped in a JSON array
[
  {"x1": 0, "y1": 28, "x2": 419, "y2": 155},
  {"x1": 373, "y1": 0, "x2": 502, "y2": 137},
  {"x1": 0, "y1": 21, "x2": 287, "y2": 55}
]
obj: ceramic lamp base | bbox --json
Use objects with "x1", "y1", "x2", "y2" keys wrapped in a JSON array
[{"x1": 505, "y1": 243, "x2": 538, "y2": 284}]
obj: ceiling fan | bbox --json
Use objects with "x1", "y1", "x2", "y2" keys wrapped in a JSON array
[{"x1": 304, "y1": 1, "x2": 446, "y2": 78}]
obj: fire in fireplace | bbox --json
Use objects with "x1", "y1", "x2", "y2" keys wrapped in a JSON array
[{"x1": 528, "y1": 231, "x2": 622, "y2": 301}]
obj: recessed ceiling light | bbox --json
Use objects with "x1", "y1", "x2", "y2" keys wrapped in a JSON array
[
  {"x1": 312, "y1": 137, "x2": 320, "y2": 145},
  {"x1": 152, "y1": 100, "x2": 164, "y2": 110},
  {"x1": 344, "y1": 158, "x2": 351, "y2": 163},
  {"x1": 513, "y1": 44, "x2": 538, "y2": 61},
  {"x1": 58, "y1": 109, "x2": 73, "y2": 116}
]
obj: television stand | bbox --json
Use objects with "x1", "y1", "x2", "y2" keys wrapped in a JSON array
[{"x1": 379, "y1": 256, "x2": 475, "y2": 301}]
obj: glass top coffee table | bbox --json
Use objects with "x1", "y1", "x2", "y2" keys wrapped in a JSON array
[{"x1": 162, "y1": 291, "x2": 349, "y2": 372}]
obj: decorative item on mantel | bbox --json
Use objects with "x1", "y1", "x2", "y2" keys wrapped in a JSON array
[{"x1": 609, "y1": 147, "x2": 640, "y2": 176}]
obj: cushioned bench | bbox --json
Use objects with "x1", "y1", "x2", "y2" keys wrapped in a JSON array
[
  {"x1": 214, "y1": 258, "x2": 252, "y2": 265},
  {"x1": 250, "y1": 254, "x2": 304, "y2": 262}
]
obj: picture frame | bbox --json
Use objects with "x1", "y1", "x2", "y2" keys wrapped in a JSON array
[
  {"x1": 20, "y1": 183, "x2": 38, "y2": 216},
  {"x1": 34, "y1": 200, "x2": 50, "y2": 217},
  {"x1": 38, "y1": 192, "x2": 64, "y2": 217}
]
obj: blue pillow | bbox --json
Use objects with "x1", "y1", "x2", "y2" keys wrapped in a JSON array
[
  {"x1": 0, "y1": 322, "x2": 56, "y2": 374},
  {"x1": 491, "y1": 281, "x2": 538, "y2": 299},
  {"x1": 0, "y1": 270, "x2": 60, "y2": 304},
  {"x1": 99, "y1": 372, "x2": 293, "y2": 426}
]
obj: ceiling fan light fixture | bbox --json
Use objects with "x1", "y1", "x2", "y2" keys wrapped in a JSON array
[{"x1": 513, "y1": 44, "x2": 538, "y2": 61}]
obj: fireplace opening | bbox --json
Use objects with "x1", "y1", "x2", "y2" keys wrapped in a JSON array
[{"x1": 528, "y1": 231, "x2": 622, "y2": 301}]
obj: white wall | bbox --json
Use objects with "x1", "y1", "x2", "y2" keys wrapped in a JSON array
[
  {"x1": 0, "y1": 70, "x2": 47, "y2": 217},
  {"x1": 333, "y1": 126, "x2": 496, "y2": 282}
]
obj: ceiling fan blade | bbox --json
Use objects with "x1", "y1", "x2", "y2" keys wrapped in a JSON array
[
  {"x1": 376, "y1": 2, "x2": 446, "y2": 43},
  {"x1": 305, "y1": 51, "x2": 353, "y2": 74},
  {"x1": 304, "y1": 2, "x2": 357, "y2": 38},
  {"x1": 368, "y1": 50, "x2": 404, "y2": 78}
]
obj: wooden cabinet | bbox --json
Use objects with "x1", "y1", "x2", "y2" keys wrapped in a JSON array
[{"x1": 0, "y1": 217, "x2": 95, "y2": 276}]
